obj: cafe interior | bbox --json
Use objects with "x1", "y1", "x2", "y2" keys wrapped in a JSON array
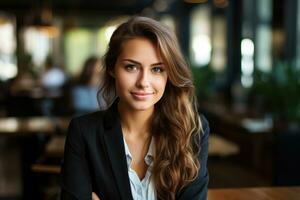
[{"x1": 0, "y1": 0, "x2": 299, "y2": 199}]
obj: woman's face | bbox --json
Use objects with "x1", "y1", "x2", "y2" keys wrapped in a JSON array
[{"x1": 113, "y1": 37, "x2": 168, "y2": 112}]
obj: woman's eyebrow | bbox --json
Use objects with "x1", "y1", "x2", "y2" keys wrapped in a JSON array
[
  {"x1": 122, "y1": 59, "x2": 164, "y2": 66},
  {"x1": 122, "y1": 59, "x2": 140, "y2": 65},
  {"x1": 151, "y1": 62, "x2": 164, "y2": 66}
]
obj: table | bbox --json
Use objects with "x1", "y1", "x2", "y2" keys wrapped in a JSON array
[
  {"x1": 0, "y1": 117, "x2": 70, "y2": 135},
  {"x1": 0, "y1": 116, "x2": 71, "y2": 199},
  {"x1": 208, "y1": 187, "x2": 300, "y2": 200},
  {"x1": 201, "y1": 101, "x2": 275, "y2": 181},
  {"x1": 209, "y1": 134, "x2": 239, "y2": 156}
]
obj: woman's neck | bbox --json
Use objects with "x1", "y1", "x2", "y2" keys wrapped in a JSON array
[{"x1": 118, "y1": 102, "x2": 153, "y2": 139}]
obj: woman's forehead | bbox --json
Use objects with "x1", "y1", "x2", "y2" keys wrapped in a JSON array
[{"x1": 117, "y1": 38, "x2": 163, "y2": 63}]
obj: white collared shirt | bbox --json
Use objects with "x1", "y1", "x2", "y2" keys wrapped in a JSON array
[{"x1": 123, "y1": 137, "x2": 157, "y2": 200}]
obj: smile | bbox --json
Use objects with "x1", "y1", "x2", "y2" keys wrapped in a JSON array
[{"x1": 131, "y1": 92, "x2": 154, "y2": 100}]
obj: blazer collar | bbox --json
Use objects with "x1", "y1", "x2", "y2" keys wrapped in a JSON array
[
  {"x1": 103, "y1": 99, "x2": 133, "y2": 200},
  {"x1": 103, "y1": 99, "x2": 118, "y2": 129}
]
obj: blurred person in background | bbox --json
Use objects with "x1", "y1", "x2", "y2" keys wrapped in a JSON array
[
  {"x1": 71, "y1": 56, "x2": 106, "y2": 115},
  {"x1": 41, "y1": 56, "x2": 67, "y2": 96},
  {"x1": 61, "y1": 16, "x2": 209, "y2": 200},
  {"x1": 40, "y1": 56, "x2": 67, "y2": 116}
]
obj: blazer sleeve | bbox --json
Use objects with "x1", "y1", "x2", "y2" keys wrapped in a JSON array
[
  {"x1": 60, "y1": 119, "x2": 92, "y2": 200},
  {"x1": 176, "y1": 115, "x2": 210, "y2": 200}
]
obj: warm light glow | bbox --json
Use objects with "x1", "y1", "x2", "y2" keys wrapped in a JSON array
[
  {"x1": 190, "y1": 5, "x2": 211, "y2": 67},
  {"x1": 28, "y1": 118, "x2": 51, "y2": 131},
  {"x1": 241, "y1": 38, "x2": 254, "y2": 56},
  {"x1": 241, "y1": 75, "x2": 253, "y2": 88},
  {"x1": 0, "y1": 18, "x2": 17, "y2": 80},
  {"x1": 211, "y1": 16, "x2": 227, "y2": 72},
  {"x1": 0, "y1": 23, "x2": 16, "y2": 54},
  {"x1": 256, "y1": 25, "x2": 272, "y2": 72},
  {"x1": 104, "y1": 26, "x2": 117, "y2": 43},
  {"x1": 37, "y1": 26, "x2": 59, "y2": 38},
  {"x1": 241, "y1": 38, "x2": 254, "y2": 88},
  {"x1": 0, "y1": 61, "x2": 17, "y2": 80},
  {"x1": 0, "y1": 18, "x2": 8, "y2": 25},
  {"x1": 64, "y1": 29, "x2": 93, "y2": 74},
  {"x1": 192, "y1": 35, "x2": 212, "y2": 66},
  {"x1": 24, "y1": 27, "x2": 50, "y2": 67},
  {"x1": 241, "y1": 58, "x2": 254, "y2": 75},
  {"x1": 0, "y1": 118, "x2": 18, "y2": 132},
  {"x1": 213, "y1": 0, "x2": 229, "y2": 8}
]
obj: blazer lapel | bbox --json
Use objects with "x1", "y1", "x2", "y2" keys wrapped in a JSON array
[{"x1": 103, "y1": 102, "x2": 133, "y2": 200}]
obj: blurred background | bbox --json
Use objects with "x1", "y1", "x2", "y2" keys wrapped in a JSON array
[{"x1": 0, "y1": 0, "x2": 299, "y2": 199}]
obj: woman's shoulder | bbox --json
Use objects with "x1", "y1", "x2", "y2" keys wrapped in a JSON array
[
  {"x1": 199, "y1": 114, "x2": 209, "y2": 135},
  {"x1": 69, "y1": 110, "x2": 106, "y2": 131}
]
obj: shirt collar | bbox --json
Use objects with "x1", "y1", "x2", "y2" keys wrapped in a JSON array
[
  {"x1": 146, "y1": 137, "x2": 155, "y2": 159},
  {"x1": 123, "y1": 137, "x2": 132, "y2": 166},
  {"x1": 123, "y1": 137, "x2": 155, "y2": 167}
]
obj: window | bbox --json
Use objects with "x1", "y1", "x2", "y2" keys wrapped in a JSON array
[{"x1": 0, "y1": 13, "x2": 17, "y2": 81}]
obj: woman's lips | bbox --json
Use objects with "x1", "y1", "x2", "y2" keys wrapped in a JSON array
[{"x1": 131, "y1": 92, "x2": 153, "y2": 100}]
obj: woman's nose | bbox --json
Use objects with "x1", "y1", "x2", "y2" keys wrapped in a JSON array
[{"x1": 136, "y1": 70, "x2": 150, "y2": 88}]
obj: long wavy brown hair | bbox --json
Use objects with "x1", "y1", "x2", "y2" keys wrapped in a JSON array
[{"x1": 99, "y1": 16, "x2": 203, "y2": 200}]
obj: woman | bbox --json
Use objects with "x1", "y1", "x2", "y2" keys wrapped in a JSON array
[{"x1": 61, "y1": 16, "x2": 209, "y2": 200}]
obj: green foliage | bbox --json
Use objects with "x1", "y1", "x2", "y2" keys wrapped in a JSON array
[
  {"x1": 252, "y1": 61, "x2": 300, "y2": 122},
  {"x1": 191, "y1": 65, "x2": 216, "y2": 99}
]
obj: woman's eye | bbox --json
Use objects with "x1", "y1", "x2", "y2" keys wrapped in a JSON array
[
  {"x1": 152, "y1": 66, "x2": 164, "y2": 73},
  {"x1": 124, "y1": 64, "x2": 137, "y2": 71}
]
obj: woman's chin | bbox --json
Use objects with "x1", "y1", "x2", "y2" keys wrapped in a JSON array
[{"x1": 129, "y1": 102, "x2": 155, "y2": 112}]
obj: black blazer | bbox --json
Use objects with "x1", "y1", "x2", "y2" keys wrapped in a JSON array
[{"x1": 61, "y1": 103, "x2": 210, "y2": 200}]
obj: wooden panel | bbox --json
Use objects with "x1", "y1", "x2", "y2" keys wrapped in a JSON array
[{"x1": 208, "y1": 187, "x2": 300, "y2": 200}]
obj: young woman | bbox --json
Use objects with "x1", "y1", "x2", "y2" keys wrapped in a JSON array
[{"x1": 61, "y1": 16, "x2": 210, "y2": 200}]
